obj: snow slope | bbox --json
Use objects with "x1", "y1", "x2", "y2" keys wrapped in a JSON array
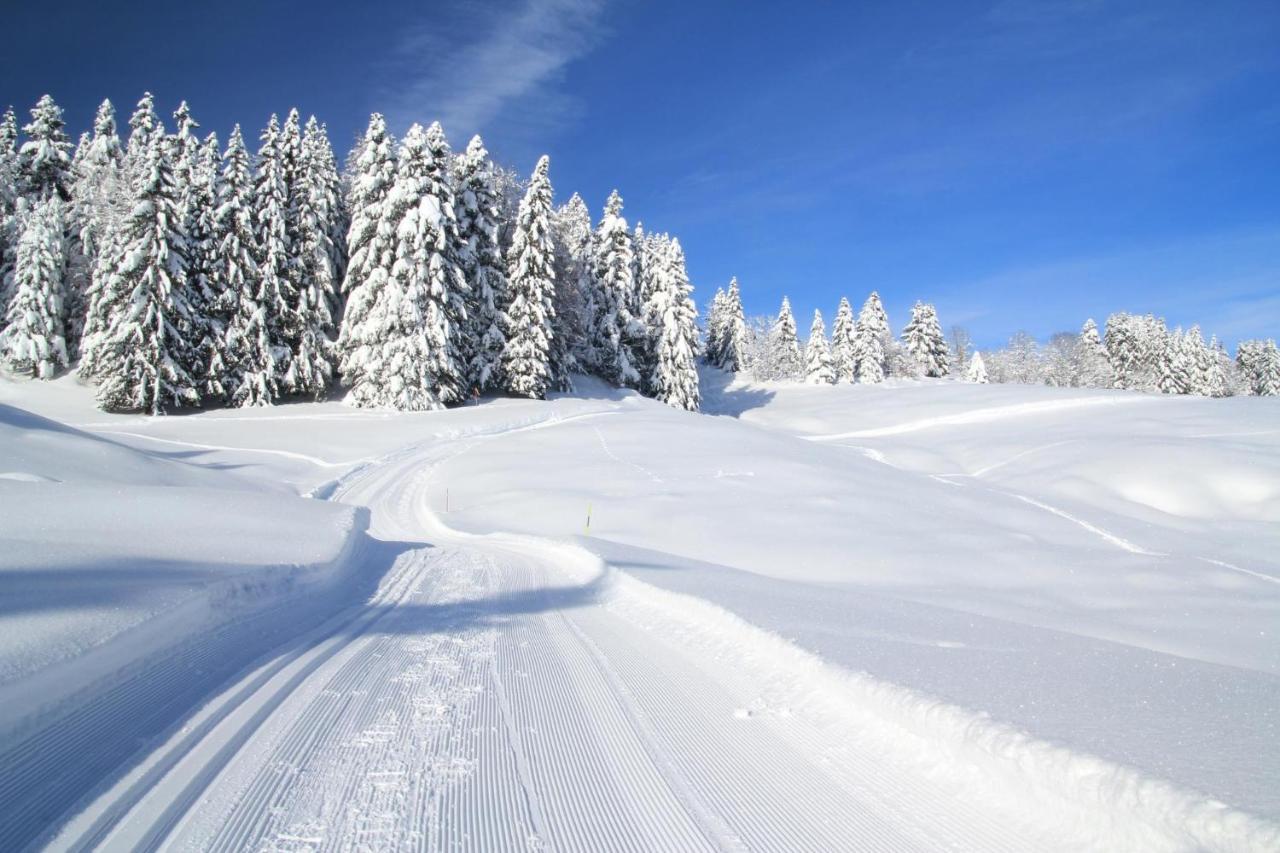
[{"x1": 0, "y1": 373, "x2": 1277, "y2": 850}]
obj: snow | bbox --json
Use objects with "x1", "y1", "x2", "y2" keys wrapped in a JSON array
[{"x1": 1, "y1": 371, "x2": 1277, "y2": 850}]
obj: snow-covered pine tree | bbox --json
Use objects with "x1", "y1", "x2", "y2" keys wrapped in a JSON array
[
  {"x1": 966, "y1": 350, "x2": 989, "y2": 383},
  {"x1": 644, "y1": 237, "x2": 700, "y2": 410},
  {"x1": 851, "y1": 291, "x2": 890, "y2": 383},
  {"x1": 1, "y1": 197, "x2": 67, "y2": 377},
  {"x1": 454, "y1": 134, "x2": 509, "y2": 393},
  {"x1": 804, "y1": 309, "x2": 835, "y2": 385},
  {"x1": 1078, "y1": 318, "x2": 1112, "y2": 388},
  {"x1": 588, "y1": 190, "x2": 641, "y2": 387},
  {"x1": 1207, "y1": 335, "x2": 1232, "y2": 398},
  {"x1": 0, "y1": 109, "x2": 18, "y2": 324},
  {"x1": 901, "y1": 301, "x2": 950, "y2": 377},
  {"x1": 423, "y1": 122, "x2": 469, "y2": 398},
  {"x1": 217, "y1": 125, "x2": 270, "y2": 406},
  {"x1": 94, "y1": 129, "x2": 198, "y2": 413},
  {"x1": 19, "y1": 95, "x2": 73, "y2": 202},
  {"x1": 1105, "y1": 312, "x2": 1156, "y2": 390},
  {"x1": 340, "y1": 113, "x2": 396, "y2": 305},
  {"x1": 78, "y1": 98, "x2": 156, "y2": 379},
  {"x1": 283, "y1": 116, "x2": 341, "y2": 400},
  {"x1": 550, "y1": 192, "x2": 593, "y2": 379},
  {"x1": 342, "y1": 123, "x2": 466, "y2": 409},
  {"x1": 501, "y1": 154, "x2": 557, "y2": 400},
  {"x1": 123, "y1": 93, "x2": 160, "y2": 182},
  {"x1": 717, "y1": 276, "x2": 747, "y2": 372},
  {"x1": 1181, "y1": 326, "x2": 1215, "y2": 396},
  {"x1": 1156, "y1": 326, "x2": 1190, "y2": 395},
  {"x1": 830, "y1": 296, "x2": 856, "y2": 383},
  {"x1": 246, "y1": 114, "x2": 299, "y2": 401},
  {"x1": 1236, "y1": 340, "x2": 1280, "y2": 396},
  {"x1": 66, "y1": 100, "x2": 125, "y2": 353},
  {"x1": 309, "y1": 121, "x2": 347, "y2": 318},
  {"x1": 770, "y1": 297, "x2": 803, "y2": 380},
  {"x1": 632, "y1": 223, "x2": 661, "y2": 387},
  {"x1": 184, "y1": 134, "x2": 227, "y2": 402},
  {"x1": 704, "y1": 286, "x2": 726, "y2": 365}
]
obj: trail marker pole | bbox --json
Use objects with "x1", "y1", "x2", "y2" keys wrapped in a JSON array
[
  {"x1": 585, "y1": 502, "x2": 592, "y2": 535},
  {"x1": 446, "y1": 488, "x2": 450, "y2": 513}
]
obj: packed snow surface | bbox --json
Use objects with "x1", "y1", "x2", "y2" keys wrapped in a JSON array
[{"x1": 0, "y1": 372, "x2": 1277, "y2": 851}]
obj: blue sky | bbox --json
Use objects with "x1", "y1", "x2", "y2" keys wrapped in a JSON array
[{"x1": 3, "y1": 0, "x2": 1278, "y2": 347}]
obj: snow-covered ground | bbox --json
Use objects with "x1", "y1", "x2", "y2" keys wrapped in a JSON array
[{"x1": 0, "y1": 371, "x2": 1276, "y2": 851}]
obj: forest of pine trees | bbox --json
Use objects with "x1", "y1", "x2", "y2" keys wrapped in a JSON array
[
  {"x1": 702, "y1": 284, "x2": 1278, "y2": 396},
  {"x1": 1, "y1": 94, "x2": 1276, "y2": 408},
  {"x1": 0, "y1": 94, "x2": 704, "y2": 412}
]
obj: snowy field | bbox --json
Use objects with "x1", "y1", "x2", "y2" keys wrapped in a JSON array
[{"x1": 0, "y1": 371, "x2": 1277, "y2": 851}]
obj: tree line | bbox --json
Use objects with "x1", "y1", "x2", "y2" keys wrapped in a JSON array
[
  {"x1": 0, "y1": 93, "x2": 701, "y2": 413},
  {"x1": 705, "y1": 287, "x2": 1279, "y2": 396}
]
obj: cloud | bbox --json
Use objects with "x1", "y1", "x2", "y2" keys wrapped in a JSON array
[{"x1": 377, "y1": 0, "x2": 608, "y2": 159}]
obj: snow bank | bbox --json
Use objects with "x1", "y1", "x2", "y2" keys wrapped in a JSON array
[{"x1": 0, "y1": 402, "x2": 367, "y2": 737}]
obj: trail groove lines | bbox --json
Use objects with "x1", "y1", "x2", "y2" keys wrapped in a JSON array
[{"x1": 804, "y1": 395, "x2": 1153, "y2": 440}]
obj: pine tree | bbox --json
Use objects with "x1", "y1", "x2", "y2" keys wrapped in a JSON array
[
  {"x1": 218, "y1": 125, "x2": 269, "y2": 406},
  {"x1": 645, "y1": 237, "x2": 700, "y2": 410},
  {"x1": 184, "y1": 134, "x2": 226, "y2": 402},
  {"x1": 1078, "y1": 318, "x2": 1112, "y2": 388},
  {"x1": 501, "y1": 155, "x2": 557, "y2": 400},
  {"x1": 424, "y1": 122, "x2": 469, "y2": 399},
  {"x1": 550, "y1": 192, "x2": 593, "y2": 380},
  {"x1": 1181, "y1": 326, "x2": 1215, "y2": 396},
  {"x1": 588, "y1": 190, "x2": 641, "y2": 387},
  {"x1": 454, "y1": 134, "x2": 509, "y2": 392},
  {"x1": 901, "y1": 301, "x2": 950, "y2": 377},
  {"x1": 0, "y1": 108, "x2": 19, "y2": 325},
  {"x1": 717, "y1": 276, "x2": 747, "y2": 372},
  {"x1": 341, "y1": 113, "x2": 396, "y2": 302},
  {"x1": 704, "y1": 286, "x2": 726, "y2": 364},
  {"x1": 1, "y1": 197, "x2": 67, "y2": 377},
  {"x1": 123, "y1": 93, "x2": 160, "y2": 183},
  {"x1": 285, "y1": 116, "x2": 341, "y2": 400},
  {"x1": 830, "y1": 296, "x2": 857, "y2": 383},
  {"x1": 19, "y1": 95, "x2": 73, "y2": 201},
  {"x1": 804, "y1": 309, "x2": 835, "y2": 385},
  {"x1": 1156, "y1": 326, "x2": 1190, "y2": 395},
  {"x1": 78, "y1": 97, "x2": 161, "y2": 379},
  {"x1": 770, "y1": 296, "x2": 803, "y2": 380},
  {"x1": 66, "y1": 100, "x2": 125, "y2": 353},
  {"x1": 94, "y1": 130, "x2": 198, "y2": 413},
  {"x1": 1207, "y1": 335, "x2": 1231, "y2": 398},
  {"x1": 341, "y1": 123, "x2": 464, "y2": 409},
  {"x1": 966, "y1": 350, "x2": 989, "y2": 383},
  {"x1": 245, "y1": 114, "x2": 299, "y2": 402},
  {"x1": 632, "y1": 223, "x2": 661, "y2": 387},
  {"x1": 311, "y1": 121, "x2": 347, "y2": 318},
  {"x1": 852, "y1": 291, "x2": 890, "y2": 383},
  {"x1": 1236, "y1": 340, "x2": 1280, "y2": 396}
]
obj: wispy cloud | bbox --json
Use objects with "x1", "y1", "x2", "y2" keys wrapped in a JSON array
[{"x1": 376, "y1": 0, "x2": 608, "y2": 161}]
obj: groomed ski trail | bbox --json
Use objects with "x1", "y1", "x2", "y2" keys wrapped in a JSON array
[{"x1": 29, "y1": 412, "x2": 1280, "y2": 852}]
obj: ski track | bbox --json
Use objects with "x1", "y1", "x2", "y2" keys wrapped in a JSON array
[
  {"x1": 592, "y1": 424, "x2": 665, "y2": 483},
  {"x1": 84, "y1": 430, "x2": 364, "y2": 468},
  {"x1": 9, "y1": 407, "x2": 1277, "y2": 851}
]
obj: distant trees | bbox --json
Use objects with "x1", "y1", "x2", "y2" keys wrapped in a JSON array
[
  {"x1": 804, "y1": 310, "x2": 834, "y2": 385},
  {"x1": 901, "y1": 301, "x2": 950, "y2": 378}
]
